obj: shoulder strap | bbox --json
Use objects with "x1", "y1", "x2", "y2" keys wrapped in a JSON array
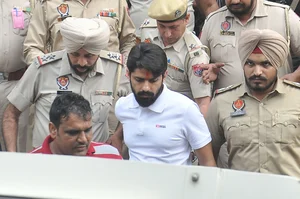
[
  {"x1": 100, "y1": 50, "x2": 124, "y2": 98},
  {"x1": 283, "y1": 79, "x2": 300, "y2": 88},
  {"x1": 214, "y1": 83, "x2": 242, "y2": 97},
  {"x1": 35, "y1": 50, "x2": 64, "y2": 68},
  {"x1": 100, "y1": 50, "x2": 124, "y2": 65},
  {"x1": 183, "y1": 32, "x2": 210, "y2": 58},
  {"x1": 183, "y1": 32, "x2": 210, "y2": 71},
  {"x1": 140, "y1": 18, "x2": 157, "y2": 28}
]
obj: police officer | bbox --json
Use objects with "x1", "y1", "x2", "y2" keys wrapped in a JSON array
[
  {"x1": 128, "y1": 0, "x2": 197, "y2": 42},
  {"x1": 140, "y1": 0, "x2": 211, "y2": 115},
  {"x1": 205, "y1": 29, "x2": 300, "y2": 178},
  {"x1": 3, "y1": 17, "x2": 130, "y2": 152},
  {"x1": 24, "y1": 0, "x2": 136, "y2": 65},
  {"x1": 200, "y1": 0, "x2": 300, "y2": 91},
  {"x1": 0, "y1": 0, "x2": 35, "y2": 152}
]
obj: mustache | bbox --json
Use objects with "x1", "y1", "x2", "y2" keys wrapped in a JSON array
[
  {"x1": 137, "y1": 91, "x2": 154, "y2": 97},
  {"x1": 249, "y1": 76, "x2": 267, "y2": 81},
  {"x1": 73, "y1": 64, "x2": 89, "y2": 69}
]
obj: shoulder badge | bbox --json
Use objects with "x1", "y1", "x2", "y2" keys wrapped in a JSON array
[
  {"x1": 140, "y1": 18, "x2": 157, "y2": 29},
  {"x1": 214, "y1": 83, "x2": 242, "y2": 96},
  {"x1": 263, "y1": 1, "x2": 289, "y2": 9},
  {"x1": 206, "y1": 6, "x2": 228, "y2": 21},
  {"x1": 100, "y1": 50, "x2": 123, "y2": 65},
  {"x1": 183, "y1": 32, "x2": 210, "y2": 58},
  {"x1": 35, "y1": 50, "x2": 64, "y2": 68},
  {"x1": 283, "y1": 80, "x2": 300, "y2": 88}
]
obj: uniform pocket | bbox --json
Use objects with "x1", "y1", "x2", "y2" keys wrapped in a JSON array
[
  {"x1": 212, "y1": 36, "x2": 236, "y2": 63},
  {"x1": 12, "y1": 11, "x2": 30, "y2": 36},
  {"x1": 224, "y1": 116, "x2": 251, "y2": 146},
  {"x1": 90, "y1": 95, "x2": 113, "y2": 123},
  {"x1": 272, "y1": 113, "x2": 300, "y2": 144},
  {"x1": 102, "y1": 17, "x2": 119, "y2": 33}
]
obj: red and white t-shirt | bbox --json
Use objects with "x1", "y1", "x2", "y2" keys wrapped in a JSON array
[{"x1": 31, "y1": 135, "x2": 122, "y2": 159}]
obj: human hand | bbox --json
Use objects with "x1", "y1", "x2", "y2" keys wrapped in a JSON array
[{"x1": 200, "y1": 63, "x2": 225, "y2": 84}]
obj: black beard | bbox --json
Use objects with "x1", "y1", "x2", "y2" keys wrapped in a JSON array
[
  {"x1": 131, "y1": 83, "x2": 164, "y2": 107},
  {"x1": 245, "y1": 75, "x2": 277, "y2": 92},
  {"x1": 227, "y1": 0, "x2": 254, "y2": 17},
  {"x1": 67, "y1": 54, "x2": 96, "y2": 76}
]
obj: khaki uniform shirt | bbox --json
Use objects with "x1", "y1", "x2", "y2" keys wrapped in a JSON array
[
  {"x1": 147, "y1": 29, "x2": 211, "y2": 100},
  {"x1": 205, "y1": 79, "x2": 300, "y2": 178},
  {"x1": 200, "y1": 0, "x2": 300, "y2": 90},
  {"x1": 7, "y1": 50, "x2": 130, "y2": 147},
  {"x1": 0, "y1": 0, "x2": 32, "y2": 73},
  {"x1": 24, "y1": 0, "x2": 136, "y2": 64}
]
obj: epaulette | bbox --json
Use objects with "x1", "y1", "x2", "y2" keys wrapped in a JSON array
[
  {"x1": 183, "y1": 32, "x2": 210, "y2": 58},
  {"x1": 263, "y1": 1, "x2": 289, "y2": 9},
  {"x1": 34, "y1": 50, "x2": 64, "y2": 68},
  {"x1": 140, "y1": 18, "x2": 157, "y2": 29},
  {"x1": 214, "y1": 83, "x2": 242, "y2": 97},
  {"x1": 206, "y1": 6, "x2": 228, "y2": 21},
  {"x1": 283, "y1": 80, "x2": 300, "y2": 88},
  {"x1": 100, "y1": 50, "x2": 123, "y2": 65}
]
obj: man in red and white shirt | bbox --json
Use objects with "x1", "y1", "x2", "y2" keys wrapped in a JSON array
[{"x1": 31, "y1": 93, "x2": 122, "y2": 160}]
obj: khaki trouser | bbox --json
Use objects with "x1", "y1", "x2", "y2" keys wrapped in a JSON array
[{"x1": 0, "y1": 80, "x2": 31, "y2": 152}]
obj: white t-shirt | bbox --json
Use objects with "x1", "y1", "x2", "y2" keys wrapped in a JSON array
[{"x1": 115, "y1": 85, "x2": 211, "y2": 165}]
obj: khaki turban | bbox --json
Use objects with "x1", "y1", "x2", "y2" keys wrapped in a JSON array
[
  {"x1": 238, "y1": 29, "x2": 288, "y2": 69},
  {"x1": 60, "y1": 17, "x2": 110, "y2": 55}
]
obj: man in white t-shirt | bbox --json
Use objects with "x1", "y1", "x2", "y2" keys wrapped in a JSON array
[{"x1": 114, "y1": 43, "x2": 216, "y2": 166}]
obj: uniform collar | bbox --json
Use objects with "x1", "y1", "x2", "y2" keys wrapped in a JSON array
[
  {"x1": 238, "y1": 78, "x2": 285, "y2": 97},
  {"x1": 59, "y1": 52, "x2": 105, "y2": 77},
  {"x1": 129, "y1": 84, "x2": 168, "y2": 113},
  {"x1": 153, "y1": 30, "x2": 186, "y2": 53},
  {"x1": 225, "y1": 0, "x2": 267, "y2": 19}
]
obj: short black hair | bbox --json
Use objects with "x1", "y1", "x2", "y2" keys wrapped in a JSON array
[
  {"x1": 49, "y1": 93, "x2": 92, "y2": 128},
  {"x1": 127, "y1": 43, "x2": 167, "y2": 78}
]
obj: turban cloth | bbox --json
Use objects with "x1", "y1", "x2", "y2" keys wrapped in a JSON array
[
  {"x1": 60, "y1": 17, "x2": 110, "y2": 55},
  {"x1": 238, "y1": 29, "x2": 288, "y2": 69}
]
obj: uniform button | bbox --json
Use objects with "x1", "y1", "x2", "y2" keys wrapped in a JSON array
[
  {"x1": 284, "y1": 122, "x2": 288, "y2": 126},
  {"x1": 236, "y1": 123, "x2": 240, "y2": 127},
  {"x1": 259, "y1": 121, "x2": 263, "y2": 125},
  {"x1": 259, "y1": 142, "x2": 264, "y2": 147},
  {"x1": 261, "y1": 164, "x2": 267, "y2": 169},
  {"x1": 260, "y1": 103, "x2": 264, "y2": 106}
]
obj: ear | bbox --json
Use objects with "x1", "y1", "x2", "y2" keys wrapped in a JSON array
[
  {"x1": 49, "y1": 122, "x2": 58, "y2": 139},
  {"x1": 185, "y1": 13, "x2": 190, "y2": 23},
  {"x1": 125, "y1": 68, "x2": 130, "y2": 79},
  {"x1": 162, "y1": 70, "x2": 168, "y2": 80}
]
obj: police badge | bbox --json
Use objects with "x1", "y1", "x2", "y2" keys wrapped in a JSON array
[
  {"x1": 57, "y1": 76, "x2": 70, "y2": 90},
  {"x1": 230, "y1": 99, "x2": 246, "y2": 117}
]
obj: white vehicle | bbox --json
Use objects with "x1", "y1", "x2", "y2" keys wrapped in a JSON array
[{"x1": 0, "y1": 152, "x2": 299, "y2": 199}]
